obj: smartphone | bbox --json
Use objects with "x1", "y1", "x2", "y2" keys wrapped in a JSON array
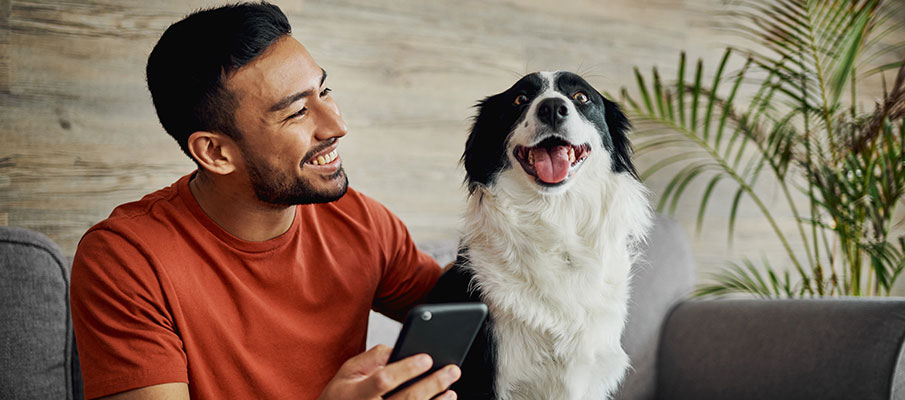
[{"x1": 384, "y1": 302, "x2": 488, "y2": 397}]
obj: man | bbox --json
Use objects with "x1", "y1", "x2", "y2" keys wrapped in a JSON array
[{"x1": 70, "y1": 3, "x2": 460, "y2": 399}]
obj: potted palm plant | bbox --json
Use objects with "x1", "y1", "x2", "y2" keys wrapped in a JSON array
[{"x1": 622, "y1": 0, "x2": 905, "y2": 297}]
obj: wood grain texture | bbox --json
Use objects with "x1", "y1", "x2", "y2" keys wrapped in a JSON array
[{"x1": 2, "y1": 0, "x2": 902, "y2": 291}]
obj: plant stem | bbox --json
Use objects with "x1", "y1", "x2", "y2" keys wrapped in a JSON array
[
  {"x1": 801, "y1": 49, "x2": 823, "y2": 295},
  {"x1": 851, "y1": 67, "x2": 858, "y2": 118},
  {"x1": 780, "y1": 170, "x2": 815, "y2": 270}
]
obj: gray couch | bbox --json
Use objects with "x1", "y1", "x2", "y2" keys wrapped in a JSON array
[
  {"x1": 1, "y1": 227, "x2": 83, "y2": 400},
  {"x1": 3, "y1": 216, "x2": 905, "y2": 399}
]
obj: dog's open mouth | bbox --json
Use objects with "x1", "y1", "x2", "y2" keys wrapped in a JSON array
[{"x1": 514, "y1": 137, "x2": 591, "y2": 185}]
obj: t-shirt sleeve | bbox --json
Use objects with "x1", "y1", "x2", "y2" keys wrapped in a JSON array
[
  {"x1": 366, "y1": 199, "x2": 442, "y2": 322},
  {"x1": 70, "y1": 228, "x2": 188, "y2": 399}
]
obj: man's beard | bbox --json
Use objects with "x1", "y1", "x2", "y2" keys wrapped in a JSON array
[{"x1": 243, "y1": 150, "x2": 349, "y2": 205}]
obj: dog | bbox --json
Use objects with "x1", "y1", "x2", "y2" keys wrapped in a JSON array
[{"x1": 426, "y1": 71, "x2": 652, "y2": 400}]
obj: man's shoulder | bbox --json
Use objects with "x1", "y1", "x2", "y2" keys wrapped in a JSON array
[{"x1": 86, "y1": 175, "x2": 188, "y2": 240}]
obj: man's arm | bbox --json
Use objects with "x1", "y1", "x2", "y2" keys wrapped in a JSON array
[
  {"x1": 93, "y1": 347, "x2": 459, "y2": 400},
  {"x1": 98, "y1": 383, "x2": 189, "y2": 400},
  {"x1": 71, "y1": 229, "x2": 189, "y2": 399}
]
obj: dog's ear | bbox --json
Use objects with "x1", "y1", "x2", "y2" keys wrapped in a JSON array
[
  {"x1": 462, "y1": 94, "x2": 511, "y2": 193},
  {"x1": 602, "y1": 96, "x2": 638, "y2": 179}
]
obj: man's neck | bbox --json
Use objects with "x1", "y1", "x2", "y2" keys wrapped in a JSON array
[{"x1": 189, "y1": 171, "x2": 296, "y2": 242}]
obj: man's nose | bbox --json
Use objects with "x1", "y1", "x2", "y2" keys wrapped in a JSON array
[
  {"x1": 314, "y1": 100, "x2": 347, "y2": 140},
  {"x1": 536, "y1": 97, "x2": 569, "y2": 130}
]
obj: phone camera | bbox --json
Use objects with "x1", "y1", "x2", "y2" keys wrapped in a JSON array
[{"x1": 420, "y1": 311, "x2": 432, "y2": 321}]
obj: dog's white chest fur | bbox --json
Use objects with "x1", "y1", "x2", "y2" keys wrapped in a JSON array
[{"x1": 462, "y1": 159, "x2": 651, "y2": 400}]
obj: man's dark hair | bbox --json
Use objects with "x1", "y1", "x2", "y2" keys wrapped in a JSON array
[{"x1": 146, "y1": 2, "x2": 291, "y2": 161}]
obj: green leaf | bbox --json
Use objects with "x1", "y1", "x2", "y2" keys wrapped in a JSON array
[
  {"x1": 678, "y1": 52, "x2": 687, "y2": 128},
  {"x1": 633, "y1": 67, "x2": 655, "y2": 115},
  {"x1": 619, "y1": 88, "x2": 642, "y2": 112},
  {"x1": 728, "y1": 186, "x2": 745, "y2": 246},
  {"x1": 665, "y1": 88, "x2": 676, "y2": 122},
  {"x1": 634, "y1": 136, "x2": 694, "y2": 153},
  {"x1": 862, "y1": 60, "x2": 905, "y2": 77},
  {"x1": 715, "y1": 58, "x2": 752, "y2": 149},
  {"x1": 658, "y1": 163, "x2": 706, "y2": 212},
  {"x1": 653, "y1": 67, "x2": 668, "y2": 120},
  {"x1": 703, "y1": 48, "x2": 733, "y2": 141},
  {"x1": 691, "y1": 58, "x2": 704, "y2": 131},
  {"x1": 694, "y1": 258, "x2": 788, "y2": 298},
  {"x1": 828, "y1": 1, "x2": 872, "y2": 107},
  {"x1": 640, "y1": 152, "x2": 705, "y2": 181},
  {"x1": 697, "y1": 175, "x2": 724, "y2": 235},
  {"x1": 669, "y1": 165, "x2": 709, "y2": 215}
]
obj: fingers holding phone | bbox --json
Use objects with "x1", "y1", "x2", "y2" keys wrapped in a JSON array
[
  {"x1": 381, "y1": 356, "x2": 460, "y2": 400},
  {"x1": 317, "y1": 345, "x2": 459, "y2": 400},
  {"x1": 319, "y1": 303, "x2": 485, "y2": 400}
]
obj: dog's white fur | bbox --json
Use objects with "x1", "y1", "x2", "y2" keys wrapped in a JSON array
[{"x1": 461, "y1": 72, "x2": 652, "y2": 400}]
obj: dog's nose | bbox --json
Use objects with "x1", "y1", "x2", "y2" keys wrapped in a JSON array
[{"x1": 537, "y1": 98, "x2": 569, "y2": 129}]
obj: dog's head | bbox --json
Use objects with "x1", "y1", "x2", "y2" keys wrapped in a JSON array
[{"x1": 463, "y1": 71, "x2": 636, "y2": 195}]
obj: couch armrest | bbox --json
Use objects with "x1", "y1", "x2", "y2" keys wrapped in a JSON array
[
  {"x1": 0, "y1": 226, "x2": 78, "y2": 400},
  {"x1": 657, "y1": 299, "x2": 905, "y2": 400}
]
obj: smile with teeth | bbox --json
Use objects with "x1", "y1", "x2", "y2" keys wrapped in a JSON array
[{"x1": 308, "y1": 149, "x2": 339, "y2": 166}]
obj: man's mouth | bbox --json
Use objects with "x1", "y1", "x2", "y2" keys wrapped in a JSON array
[
  {"x1": 307, "y1": 149, "x2": 339, "y2": 166},
  {"x1": 514, "y1": 137, "x2": 591, "y2": 185},
  {"x1": 303, "y1": 139, "x2": 342, "y2": 168}
]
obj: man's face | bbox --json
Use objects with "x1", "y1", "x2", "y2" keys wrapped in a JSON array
[{"x1": 226, "y1": 35, "x2": 348, "y2": 205}]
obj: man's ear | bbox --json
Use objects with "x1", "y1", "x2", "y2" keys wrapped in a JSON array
[{"x1": 187, "y1": 131, "x2": 240, "y2": 175}]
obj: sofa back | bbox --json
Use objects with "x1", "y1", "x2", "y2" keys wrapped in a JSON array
[
  {"x1": 0, "y1": 226, "x2": 83, "y2": 400},
  {"x1": 614, "y1": 214, "x2": 696, "y2": 400}
]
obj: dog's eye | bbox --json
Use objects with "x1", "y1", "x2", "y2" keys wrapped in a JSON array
[
  {"x1": 573, "y1": 91, "x2": 590, "y2": 104},
  {"x1": 514, "y1": 94, "x2": 529, "y2": 105}
]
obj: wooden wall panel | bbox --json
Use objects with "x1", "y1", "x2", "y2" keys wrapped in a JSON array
[{"x1": 2, "y1": 0, "x2": 902, "y2": 289}]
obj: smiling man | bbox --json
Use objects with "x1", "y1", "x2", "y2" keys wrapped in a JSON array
[{"x1": 69, "y1": 3, "x2": 459, "y2": 399}]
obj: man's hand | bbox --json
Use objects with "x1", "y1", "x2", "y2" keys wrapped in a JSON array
[{"x1": 318, "y1": 345, "x2": 460, "y2": 400}]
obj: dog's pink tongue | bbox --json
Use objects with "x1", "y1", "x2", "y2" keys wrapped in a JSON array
[{"x1": 531, "y1": 146, "x2": 570, "y2": 184}]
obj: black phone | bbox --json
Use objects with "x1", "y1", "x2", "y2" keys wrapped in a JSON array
[{"x1": 385, "y1": 302, "x2": 488, "y2": 397}]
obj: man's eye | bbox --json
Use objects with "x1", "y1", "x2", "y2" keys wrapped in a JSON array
[
  {"x1": 320, "y1": 87, "x2": 332, "y2": 97},
  {"x1": 289, "y1": 108, "x2": 307, "y2": 119}
]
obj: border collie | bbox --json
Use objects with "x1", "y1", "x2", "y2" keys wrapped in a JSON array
[{"x1": 427, "y1": 71, "x2": 652, "y2": 400}]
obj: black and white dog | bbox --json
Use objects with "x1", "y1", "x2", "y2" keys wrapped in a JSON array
[{"x1": 427, "y1": 71, "x2": 652, "y2": 400}]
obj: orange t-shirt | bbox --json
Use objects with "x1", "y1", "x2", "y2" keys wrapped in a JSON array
[{"x1": 70, "y1": 173, "x2": 441, "y2": 399}]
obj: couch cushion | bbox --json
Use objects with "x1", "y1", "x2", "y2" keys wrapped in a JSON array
[
  {"x1": 0, "y1": 227, "x2": 77, "y2": 400},
  {"x1": 657, "y1": 299, "x2": 905, "y2": 400}
]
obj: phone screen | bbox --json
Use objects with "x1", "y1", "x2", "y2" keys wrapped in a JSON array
[{"x1": 385, "y1": 303, "x2": 488, "y2": 396}]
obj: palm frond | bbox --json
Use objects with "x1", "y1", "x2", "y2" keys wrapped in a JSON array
[
  {"x1": 625, "y1": 0, "x2": 905, "y2": 298},
  {"x1": 697, "y1": 175, "x2": 725, "y2": 234},
  {"x1": 694, "y1": 258, "x2": 798, "y2": 298}
]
